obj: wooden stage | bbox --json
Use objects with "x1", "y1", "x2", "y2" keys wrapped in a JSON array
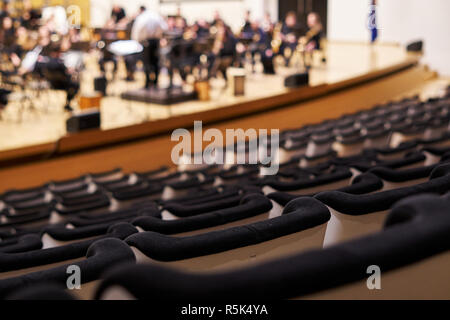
[{"x1": 0, "y1": 41, "x2": 448, "y2": 192}]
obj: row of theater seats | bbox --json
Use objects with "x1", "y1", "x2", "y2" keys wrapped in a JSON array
[{"x1": 0, "y1": 86, "x2": 450, "y2": 299}]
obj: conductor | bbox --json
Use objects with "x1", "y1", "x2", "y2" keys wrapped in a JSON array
[{"x1": 131, "y1": 9, "x2": 168, "y2": 89}]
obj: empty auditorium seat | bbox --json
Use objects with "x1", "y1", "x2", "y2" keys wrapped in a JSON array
[
  {"x1": 268, "y1": 172, "x2": 384, "y2": 207},
  {"x1": 95, "y1": 195, "x2": 450, "y2": 300},
  {"x1": 262, "y1": 166, "x2": 353, "y2": 195},
  {"x1": 316, "y1": 163, "x2": 450, "y2": 246},
  {"x1": 132, "y1": 193, "x2": 273, "y2": 236},
  {"x1": 127, "y1": 197, "x2": 330, "y2": 271},
  {"x1": 0, "y1": 238, "x2": 135, "y2": 299}
]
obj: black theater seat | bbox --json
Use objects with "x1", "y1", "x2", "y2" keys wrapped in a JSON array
[
  {"x1": 262, "y1": 166, "x2": 353, "y2": 195},
  {"x1": 368, "y1": 159, "x2": 450, "y2": 190},
  {"x1": 53, "y1": 194, "x2": 111, "y2": 216},
  {"x1": 279, "y1": 138, "x2": 308, "y2": 164},
  {"x1": 112, "y1": 182, "x2": 164, "y2": 202},
  {"x1": 162, "y1": 193, "x2": 243, "y2": 218},
  {"x1": 95, "y1": 195, "x2": 450, "y2": 300},
  {"x1": 216, "y1": 165, "x2": 260, "y2": 185},
  {"x1": 161, "y1": 185, "x2": 261, "y2": 218},
  {"x1": 0, "y1": 235, "x2": 42, "y2": 254},
  {"x1": 305, "y1": 134, "x2": 336, "y2": 158},
  {"x1": 68, "y1": 202, "x2": 160, "y2": 227},
  {"x1": 127, "y1": 197, "x2": 330, "y2": 272},
  {"x1": 299, "y1": 150, "x2": 337, "y2": 168},
  {"x1": 370, "y1": 141, "x2": 418, "y2": 160},
  {"x1": 88, "y1": 168, "x2": 124, "y2": 184},
  {"x1": 48, "y1": 176, "x2": 88, "y2": 194},
  {"x1": 316, "y1": 163, "x2": 450, "y2": 246},
  {"x1": 268, "y1": 172, "x2": 384, "y2": 207},
  {"x1": 352, "y1": 151, "x2": 427, "y2": 172},
  {"x1": 2, "y1": 186, "x2": 48, "y2": 204},
  {"x1": 132, "y1": 194, "x2": 273, "y2": 236},
  {"x1": 162, "y1": 185, "x2": 249, "y2": 206},
  {"x1": 2, "y1": 89, "x2": 450, "y2": 300},
  {"x1": 96, "y1": 174, "x2": 142, "y2": 192},
  {"x1": 41, "y1": 221, "x2": 138, "y2": 248},
  {"x1": 162, "y1": 175, "x2": 216, "y2": 200},
  {"x1": 0, "y1": 207, "x2": 53, "y2": 230}
]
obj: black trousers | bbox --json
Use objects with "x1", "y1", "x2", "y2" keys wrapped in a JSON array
[
  {"x1": 143, "y1": 39, "x2": 160, "y2": 88},
  {"x1": 125, "y1": 52, "x2": 143, "y2": 75}
]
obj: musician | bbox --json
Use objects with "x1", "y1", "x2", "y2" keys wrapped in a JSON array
[
  {"x1": 262, "y1": 12, "x2": 274, "y2": 33},
  {"x1": 210, "y1": 10, "x2": 222, "y2": 28},
  {"x1": 133, "y1": 6, "x2": 147, "y2": 21},
  {"x1": 210, "y1": 21, "x2": 237, "y2": 80},
  {"x1": 299, "y1": 12, "x2": 325, "y2": 69},
  {"x1": 106, "y1": 5, "x2": 127, "y2": 29},
  {"x1": 131, "y1": 9, "x2": 168, "y2": 89},
  {"x1": 0, "y1": 16, "x2": 23, "y2": 68},
  {"x1": 251, "y1": 20, "x2": 272, "y2": 69},
  {"x1": 241, "y1": 10, "x2": 252, "y2": 35},
  {"x1": 175, "y1": 15, "x2": 188, "y2": 34},
  {"x1": 19, "y1": 0, "x2": 41, "y2": 31},
  {"x1": 192, "y1": 19, "x2": 210, "y2": 39},
  {"x1": 0, "y1": 0, "x2": 11, "y2": 21},
  {"x1": 34, "y1": 41, "x2": 80, "y2": 112},
  {"x1": 279, "y1": 11, "x2": 303, "y2": 66},
  {"x1": 0, "y1": 15, "x2": 16, "y2": 48},
  {"x1": 123, "y1": 6, "x2": 147, "y2": 82}
]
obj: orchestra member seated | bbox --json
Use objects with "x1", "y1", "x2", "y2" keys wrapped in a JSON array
[
  {"x1": 299, "y1": 12, "x2": 325, "y2": 68},
  {"x1": 210, "y1": 21, "x2": 237, "y2": 80},
  {"x1": 35, "y1": 42, "x2": 80, "y2": 112},
  {"x1": 303, "y1": 12, "x2": 323, "y2": 52},
  {"x1": 279, "y1": 11, "x2": 303, "y2": 66},
  {"x1": 262, "y1": 12, "x2": 274, "y2": 33},
  {"x1": 237, "y1": 19, "x2": 268, "y2": 70},
  {"x1": 0, "y1": 0, "x2": 11, "y2": 21},
  {"x1": 210, "y1": 10, "x2": 222, "y2": 28},
  {"x1": 192, "y1": 19, "x2": 210, "y2": 39},
  {"x1": 0, "y1": 16, "x2": 23, "y2": 69}
]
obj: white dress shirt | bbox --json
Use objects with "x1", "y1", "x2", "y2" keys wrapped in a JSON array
[{"x1": 131, "y1": 10, "x2": 168, "y2": 43}]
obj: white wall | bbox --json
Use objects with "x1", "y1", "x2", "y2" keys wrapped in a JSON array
[
  {"x1": 90, "y1": 0, "x2": 277, "y2": 32},
  {"x1": 328, "y1": 0, "x2": 450, "y2": 76}
]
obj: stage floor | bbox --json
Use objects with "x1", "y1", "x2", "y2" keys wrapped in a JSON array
[{"x1": 0, "y1": 41, "x2": 433, "y2": 152}]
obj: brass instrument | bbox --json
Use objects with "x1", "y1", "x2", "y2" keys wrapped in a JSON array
[
  {"x1": 296, "y1": 26, "x2": 324, "y2": 69},
  {"x1": 212, "y1": 25, "x2": 225, "y2": 55},
  {"x1": 270, "y1": 22, "x2": 283, "y2": 54}
]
